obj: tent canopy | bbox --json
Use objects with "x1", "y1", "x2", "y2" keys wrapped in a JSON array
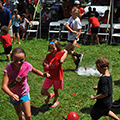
[{"x1": 91, "y1": 0, "x2": 120, "y2": 6}]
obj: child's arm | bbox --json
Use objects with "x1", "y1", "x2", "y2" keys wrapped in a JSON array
[
  {"x1": 60, "y1": 49, "x2": 68, "y2": 63},
  {"x1": 42, "y1": 59, "x2": 49, "y2": 67},
  {"x1": 19, "y1": 15, "x2": 22, "y2": 23},
  {"x1": 66, "y1": 23, "x2": 78, "y2": 34},
  {"x1": 90, "y1": 94, "x2": 107, "y2": 100},
  {"x1": 2, "y1": 72, "x2": 19, "y2": 102},
  {"x1": 25, "y1": 18, "x2": 32, "y2": 24},
  {"x1": 32, "y1": 67, "x2": 50, "y2": 77}
]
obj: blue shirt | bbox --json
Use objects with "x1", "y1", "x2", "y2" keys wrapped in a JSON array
[
  {"x1": 0, "y1": 7, "x2": 12, "y2": 29},
  {"x1": 3, "y1": 2, "x2": 15, "y2": 12}
]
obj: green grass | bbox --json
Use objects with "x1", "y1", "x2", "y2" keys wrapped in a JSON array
[{"x1": 0, "y1": 38, "x2": 120, "y2": 120}]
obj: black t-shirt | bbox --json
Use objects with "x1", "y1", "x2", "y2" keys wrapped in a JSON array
[{"x1": 94, "y1": 75, "x2": 113, "y2": 109}]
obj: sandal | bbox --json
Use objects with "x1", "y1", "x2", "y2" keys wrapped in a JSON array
[
  {"x1": 44, "y1": 93, "x2": 54, "y2": 104},
  {"x1": 13, "y1": 42, "x2": 16, "y2": 44},
  {"x1": 18, "y1": 42, "x2": 21, "y2": 44},
  {"x1": 51, "y1": 101, "x2": 59, "y2": 108}
]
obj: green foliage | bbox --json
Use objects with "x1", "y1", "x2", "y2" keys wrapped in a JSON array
[{"x1": 0, "y1": 39, "x2": 120, "y2": 120}]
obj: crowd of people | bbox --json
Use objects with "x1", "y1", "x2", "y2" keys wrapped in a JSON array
[{"x1": 1, "y1": 0, "x2": 120, "y2": 120}]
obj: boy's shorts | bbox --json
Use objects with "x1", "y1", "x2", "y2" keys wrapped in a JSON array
[
  {"x1": 91, "y1": 27, "x2": 100, "y2": 34},
  {"x1": 42, "y1": 77, "x2": 63, "y2": 90},
  {"x1": 90, "y1": 105, "x2": 110, "y2": 120},
  {"x1": 10, "y1": 93, "x2": 30, "y2": 105},
  {"x1": 13, "y1": 25, "x2": 19, "y2": 33},
  {"x1": 4, "y1": 45, "x2": 12, "y2": 56}
]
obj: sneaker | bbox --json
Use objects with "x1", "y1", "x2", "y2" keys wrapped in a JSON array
[
  {"x1": 75, "y1": 54, "x2": 83, "y2": 69},
  {"x1": 19, "y1": 112, "x2": 25, "y2": 120},
  {"x1": 112, "y1": 99, "x2": 120, "y2": 107},
  {"x1": 5, "y1": 59, "x2": 11, "y2": 62}
]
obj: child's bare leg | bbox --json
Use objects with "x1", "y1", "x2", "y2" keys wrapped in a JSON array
[
  {"x1": 41, "y1": 88, "x2": 50, "y2": 97},
  {"x1": 17, "y1": 33, "x2": 20, "y2": 44},
  {"x1": 54, "y1": 89, "x2": 59, "y2": 102},
  {"x1": 64, "y1": 42, "x2": 74, "y2": 51},
  {"x1": 13, "y1": 103, "x2": 23, "y2": 120},
  {"x1": 22, "y1": 100, "x2": 32, "y2": 120},
  {"x1": 13, "y1": 33, "x2": 16, "y2": 44},
  {"x1": 22, "y1": 31, "x2": 26, "y2": 40},
  {"x1": 96, "y1": 34, "x2": 100, "y2": 45},
  {"x1": 91, "y1": 34, "x2": 94, "y2": 44},
  {"x1": 108, "y1": 110, "x2": 119, "y2": 120},
  {"x1": 6, "y1": 55, "x2": 10, "y2": 61}
]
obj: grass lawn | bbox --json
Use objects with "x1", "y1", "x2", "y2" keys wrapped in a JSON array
[{"x1": 0, "y1": 37, "x2": 120, "y2": 120}]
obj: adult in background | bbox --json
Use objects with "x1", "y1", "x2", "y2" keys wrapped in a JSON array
[
  {"x1": 25, "y1": 8, "x2": 33, "y2": 21},
  {"x1": 70, "y1": 1, "x2": 85, "y2": 21},
  {"x1": 16, "y1": 0, "x2": 25, "y2": 16},
  {"x1": 3, "y1": 0, "x2": 15, "y2": 14},
  {"x1": 25, "y1": 0, "x2": 35, "y2": 15},
  {"x1": 62, "y1": 0, "x2": 73, "y2": 18},
  {"x1": 0, "y1": 1, "x2": 13, "y2": 39}
]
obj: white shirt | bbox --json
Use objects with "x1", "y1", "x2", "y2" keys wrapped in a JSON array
[{"x1": 67, "y1": 16, "x2": 82, "y2": 41}]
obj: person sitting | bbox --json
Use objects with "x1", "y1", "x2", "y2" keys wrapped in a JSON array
[
  {"x1": 41, "y1": 8, "x2": 52, "y2": 29},
  {"x1": 42, "y1": 8, "x2": 51, "y2": 21},
  {"x1": 100, "y1": 10, "x2": 111, "y2": 24}
]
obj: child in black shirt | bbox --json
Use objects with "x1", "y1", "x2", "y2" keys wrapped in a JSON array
[{"x1": 90, "y1": 56, "x2": 120, "y2": 120}]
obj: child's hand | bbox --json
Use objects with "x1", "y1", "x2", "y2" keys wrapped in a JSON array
[
  {"x1": 90, "y1": 95, "x2": 95, "y2": 100},
  {"x1": 43, "y1": 72, "x2": 50, "y2": 77},
  {"x1": 72, "y1": 30, "x2": 78, "y2": 34},
  {"x1": 11, "y1": 94, "x2": 19, "y2": 102},
  {"x1": 93, "y1": 86, "x2": 98, "y2": 91}
]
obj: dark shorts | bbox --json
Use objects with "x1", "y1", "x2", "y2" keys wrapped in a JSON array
[
  {"x1": 91, "y1": 27, "x2": 100, "y2": 34},
  {"x1": 13, "y1": 25, "x2": 19, "y2": 33},
  {"x1": 90, "y1": 105, "x2": 110, "y2": 120},
  {"x1": 4, "y1": 45, "x2": 12, "y2": 56},
  {"x1": 67, "y1": 40, "x2": 74, "y2": 43}
]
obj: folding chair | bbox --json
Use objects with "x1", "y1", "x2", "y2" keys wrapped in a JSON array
[
  {"x1": 58, "y1": 20, "x2": 68, "y2": 40},
  {"x1": 26, "y1": 21, "x2": 39, "y2": 40},
  {"x1": 111, "y1": 24, "x2": 120, "y2": 44},
  {"x1": 48, "y1": 22, "x2": 61, "y2": 41}
]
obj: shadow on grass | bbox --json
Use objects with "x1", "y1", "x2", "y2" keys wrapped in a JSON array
[
  {"x1": 31, "y1": 103, "x2": 53, "y2": 116},
  {"x1": 111, "y1": 106, "x2": 120, "y2": 114},
  {"x1": 80, "y1": 105, "x2": 93, "y2": 114},
  {"x1": 80, "y1": 105, "x2": 120, "y2": 115},
  {"x1": 63, "y1": 69, "x2": 75, "y2": 72},
  {"x1": 114, "y1": 80, "x2": 120, "y2": 87}
]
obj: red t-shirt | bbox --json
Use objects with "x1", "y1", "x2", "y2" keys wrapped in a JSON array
[
  {"x1": 44, "y1": 50, "x2": 65, "y2": 80},
  {"x1": 0, "y1": 34, "x2": 12, "y2": 48},
  {"x1": 89, "y1": 16, "x2": 100, "y2": 28}
]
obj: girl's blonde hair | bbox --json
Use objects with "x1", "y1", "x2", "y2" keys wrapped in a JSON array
[
  {"x1": 95, "y1": 56, "x2": 109, "y2": 70},
  {"x1": 72, "y1": 8, "x2": 81, "y2": 19},
  {"x1": 48, "y1": 39, "x2": 61, "y2": 51}
]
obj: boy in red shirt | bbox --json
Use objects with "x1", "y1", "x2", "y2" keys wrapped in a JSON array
[
  {"x1": 89, "y1": 13, "x2": 100, "y2": 45},
  {"x1": 0, "y1": 25, "x2": 12, "y2": 61}
]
